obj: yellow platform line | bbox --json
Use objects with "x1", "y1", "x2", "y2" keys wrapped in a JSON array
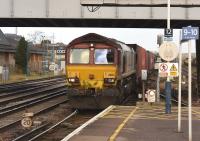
[
  {"x1": 192, "y1": 109, "x2": 200, "y2": 119},
  {"x1": 192, "y1": 109, "x2": 200, "y2": 115},
  {"x1": 108, "y1": 107, "x2": 138, "y2": 141}
]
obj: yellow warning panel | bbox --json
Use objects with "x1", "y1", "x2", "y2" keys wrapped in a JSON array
[
  {"x1": 170, "y1": 64, "x2": 177, "y2": 71},
  {"x1": 170, "y1": 71, "x2": 177, "y2": 76},
  {"x1": 169, "y1": 63, "x2": 178, "y2": 77}
]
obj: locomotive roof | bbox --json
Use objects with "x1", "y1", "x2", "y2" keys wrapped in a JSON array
[{"x1": 67, "y1": 33, "x2": 131, "y2": 51}]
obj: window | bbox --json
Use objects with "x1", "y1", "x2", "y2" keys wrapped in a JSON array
[
  {"x1": 94, "y1": 49, "x2": 114, "y2": 64},
  {"x1": 70, "y1": 49, "x2": 89, "y2": 64}
]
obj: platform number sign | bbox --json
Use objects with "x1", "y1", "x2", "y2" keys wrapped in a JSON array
[
  {"x1": 182, "y1": 27, "x2": 199, "y2": 40},
  {"x1": 164, "y1": 28, "x2": 173, "y2": 37}
]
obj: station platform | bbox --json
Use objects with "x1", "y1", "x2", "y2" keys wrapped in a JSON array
[{"x1": 61, "y1": 103, "x2": 200, "y2": 141}]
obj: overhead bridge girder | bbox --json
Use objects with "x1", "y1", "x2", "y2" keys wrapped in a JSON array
[
  {"x1": 0, "y1": 0, "x2": 200, "y2": 20},
  {"x1": 81, "y1": 0, "x2": 200, "y2": 7}
]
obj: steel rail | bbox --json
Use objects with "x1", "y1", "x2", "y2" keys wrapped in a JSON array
[
  {"x1": 0, "y1": 83, "x2": 66, "y2": 105},
  {"x1": 160, "y1": 94, "x2": 187, "y2": 106},
  {"x1": 0, "y1": 76, "x2": 65, "y2": 90},
  {"x1": 25, "y1": 110, "x2": 77, "y2": 141},
  {"x1": 0, "y1": 88, "x2": 67, "y2": 112},
  {"x1": 0, "y1": 81, "x2": 64, "y2": 98},
  {"x1": 0, "y1": 99, "x2": 69, "y2": 132},
  {"x1": 12, "y1": 123, "x2": 50, "y2": 141},
  {"x1": 0, "y1": 90, "x2": 67, "y2": 117}
]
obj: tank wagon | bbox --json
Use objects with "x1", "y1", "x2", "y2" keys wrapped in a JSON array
[{"x1": 65, "y1": 33, "x2": 136, "y2": 109}]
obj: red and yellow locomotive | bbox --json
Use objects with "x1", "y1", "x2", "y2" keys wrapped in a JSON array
[{"x1": 65, "y1": 33, "x2": 136, "y2": 109}]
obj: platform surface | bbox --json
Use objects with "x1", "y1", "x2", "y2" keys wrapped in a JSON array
[{"x1": 62, "y1": 104, "x2": 200, "y2": 141}]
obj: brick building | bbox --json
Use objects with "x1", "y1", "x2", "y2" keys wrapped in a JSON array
[{"x1": 0, "y1": 29, "x2": 45, "y2": 73}]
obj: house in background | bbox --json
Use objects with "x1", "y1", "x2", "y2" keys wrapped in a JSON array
[
  {"x1": 0, "y1": 29, "x2": 45, "y2": 73},
  {"x1": 0, "y1": 30, "x2": 16, "y2": 71}
]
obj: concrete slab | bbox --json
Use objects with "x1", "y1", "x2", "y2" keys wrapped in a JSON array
[
  {"x1": 117, "y1": 119, "x2": 200, "y2": 141},
  {"x1": 62, "y1": 105, "x2": 200, "y2": 141}
]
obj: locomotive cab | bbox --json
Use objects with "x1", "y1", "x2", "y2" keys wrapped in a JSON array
[{"x1": 66, "y1": 44, "x2": 117, "y2": 91}]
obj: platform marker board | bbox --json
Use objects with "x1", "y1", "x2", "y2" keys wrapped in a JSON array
[
  {"x1": 0, "y1": 66, "x2": 2, "y2": 74},
  {"x1": 159, "y1": 63, "x2": 178, "y2": 77},
  {"x1": 21, "y1": 117, "x2": 32, "y2": 128},
  {"x1": 147, "y1": 89, "x2": 156, "y2": 103},
  {"x1": 141, "y1": 69, "x2": 147, "y2": 80}
]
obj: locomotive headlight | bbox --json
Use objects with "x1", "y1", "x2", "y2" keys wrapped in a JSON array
[
  {"x1": 108, "y1": 78, "x2": 115, "y2": 83},
  {"x1": 104, "y1": 78, "x2": 115, "y2": 84},
  {"x1": 69, "y1": 78, "x2": 75, "y2": 82},
  {"x1": 68, "y1": 77, "x2": 79, "y2": 83}
]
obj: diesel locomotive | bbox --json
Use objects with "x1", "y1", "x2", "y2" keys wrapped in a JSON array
[{"x1": 65, "y1": 33, "x2": 136, "y2": 109}]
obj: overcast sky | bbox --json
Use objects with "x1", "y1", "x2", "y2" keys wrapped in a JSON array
[{"x1": 0, "y1": 27, "x2": 196, "y2": 53}]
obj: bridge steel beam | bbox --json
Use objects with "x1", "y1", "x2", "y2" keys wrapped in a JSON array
[
  {"x1": 0, "y1": 0, "x2": 200, "y2": 21},
  {"x1": 81, "y1": 0, "x2": 200, "y2": 7}
]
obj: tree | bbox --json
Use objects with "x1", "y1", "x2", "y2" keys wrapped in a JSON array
[
  {"x1": 27, "y1": 31, "x2": 45, "y2": 44},
  {"x1": 15, "y1": 37, "x2": 29, "y2": 74}
]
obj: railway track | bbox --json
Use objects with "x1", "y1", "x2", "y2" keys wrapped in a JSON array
[
  {"x1": 11, "y1": 111, "x2": 78, "y2": 141},
  {"x1": 24, "y1": 110, "x2": 98, "y2": 141},
  {"x1": 0, "y1": 96, "x2": 71, "y2": 141},
  {"x1": 0, "y1": 82, "x2": 62, "y2": 99},
  {"x1": 0, "y1": 76, "x2": 73, "y2": 141},
  {"x1": 5, "y1": 109, "x2": 98, "y2": 141},
  {"x1": 0, "y1": 87, "x2": 67, "y2": 117},
  {"x1": 182, "y1": 68, "x2": 197, "y2": 81},
  {"x1": 0, "y1": 95, "x2": 70, "y2": 140},
  {"x1": 160, "y1": 93, "x2": 187, "y2": 106},
  {"x1": 0, "y1": 99, "x2": 69, "y2": 132},
  {"x1": 0, "y1": 83, "x2": 66, "y2": 106},
  {"x1": 0, "y1": 76, "x2": 65, "y2": 93}
]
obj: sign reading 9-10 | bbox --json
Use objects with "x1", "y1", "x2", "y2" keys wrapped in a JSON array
[{"x1": 182, "y1": 27, "x2": 199, "y2": 40}]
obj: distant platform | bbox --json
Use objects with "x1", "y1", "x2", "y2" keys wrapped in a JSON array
[{"x1": 61, "y1": 103, "x2": 200, "y2": 141}]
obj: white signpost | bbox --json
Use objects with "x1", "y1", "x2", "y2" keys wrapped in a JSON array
[
  {"x1": 178, "y1": 31, "x2": 183, "y2": 133},
  {"x1": 181, "y1": 26, "x2": 199, "y2": 141}
]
